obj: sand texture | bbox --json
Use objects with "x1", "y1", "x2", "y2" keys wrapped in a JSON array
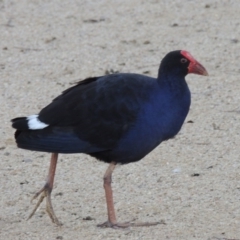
[{"x1": 1, "y1": 1, "x2": 240, "y2": 239}]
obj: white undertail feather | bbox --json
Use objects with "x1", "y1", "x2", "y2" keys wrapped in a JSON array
[{"x1": 27, "y1": 114, "x2": 49, "y2": 130}]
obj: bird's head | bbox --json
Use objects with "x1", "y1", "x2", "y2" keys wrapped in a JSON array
[{"x1": 158, "y1": 50, "x2": 208, "y2": 78}]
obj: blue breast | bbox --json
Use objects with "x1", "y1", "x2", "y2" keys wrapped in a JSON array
[{"x1": 110, "y1": 79, "x2": 191, "y2": 163}]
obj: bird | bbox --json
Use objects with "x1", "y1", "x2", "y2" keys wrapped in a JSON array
[{"x1": 11, "y1": 50, "x2": 208, "y2": 228}]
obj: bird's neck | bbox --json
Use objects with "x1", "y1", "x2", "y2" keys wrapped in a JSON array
[{"x1": 157, "y1": 71, "x2": 188, "y2": 93}]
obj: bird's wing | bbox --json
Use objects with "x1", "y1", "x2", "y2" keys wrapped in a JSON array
[{"x1": 37, "y1": 74, "x2": 153, "y2": 149}]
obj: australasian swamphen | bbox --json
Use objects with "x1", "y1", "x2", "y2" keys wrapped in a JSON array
[{"x1": 11, "y1": 50, "x2": 208, "y2": 228}]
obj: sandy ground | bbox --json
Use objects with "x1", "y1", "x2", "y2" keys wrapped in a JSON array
[{"x1": 1, "y1": 0, "x2": 240, "y2": 239}]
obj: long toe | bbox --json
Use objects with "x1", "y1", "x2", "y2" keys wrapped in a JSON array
[
  {"x1": 97, "y1": 220, "x2": 163, "y2": 229},
  {"x1": 97, "y1": 221, "x2": 129, "y2": 229},
  {"x1": 28, "y1": 186, "x2": 62, "y2": 226},
  {"x1": 27, "y1": 189, "x2": 47, "y2": 221},
  {"x1": 45, "y1": 193, "x2": 62, "y2": 226}
]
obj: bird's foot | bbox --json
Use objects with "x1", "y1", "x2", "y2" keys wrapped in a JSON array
[
  {"x1": 97, "y1": 221, "x2": 130, "y2": 229},
  {"x1": 27, "y1": 185, "x2": 62, "y2": 226},
  {"x1": 97, "y1": 220, "x2": 162, "y2": 229}
]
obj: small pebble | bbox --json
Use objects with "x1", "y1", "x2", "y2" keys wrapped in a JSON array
[
  {"x1": 191, "y1": 173, "x2": 200, "y2": 177},
  {"x1": 83, "y1": 216, "x2": 95, "y2": 221},
  {"x1": 173, "y1": 168, "x2": 181, "y2": 173}
]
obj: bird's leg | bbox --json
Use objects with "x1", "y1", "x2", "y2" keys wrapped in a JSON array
[
  {"x1": 27, "y1": 152, "x2": 62, "y2": 226},
  {"x1": 97, "y1": 161, "x2": 118, "y2": 227},
  {"x1": 97, "y1": 161, "x2": 119, "y2": 228},
  {"x1": 97, "y1": 162, "x2": 162, "y2": 229}
]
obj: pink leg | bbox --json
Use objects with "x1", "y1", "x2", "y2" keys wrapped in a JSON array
[
  {"x1": 97, "y1": 162, "x2": 161, "y2": 228},
  {"x1": 27, "y1": 153, "x2": 62, "y2": 225}
]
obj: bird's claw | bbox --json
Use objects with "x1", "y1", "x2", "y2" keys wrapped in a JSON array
[
  {"x1": 97, "y1": 219, "x2": 162, "y2": 229},
  {"x1": 27, "y1": 186, "x2": 62, "y2": 226},
  {"x1": 97, "y1": 221, "x2": 131, "y2": 228}
]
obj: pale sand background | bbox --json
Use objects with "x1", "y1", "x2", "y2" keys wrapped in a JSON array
[{"x1": 1, "y1": 1, "x2": 240, "y2": 239}]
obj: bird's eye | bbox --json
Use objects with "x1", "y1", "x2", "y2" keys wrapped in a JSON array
[{"x1": 180, "y1": 58, "x2": 187, "y2": 63}]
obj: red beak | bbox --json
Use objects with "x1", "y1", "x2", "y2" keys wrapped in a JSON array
[
  {"x1": 188, "y1": 61, "x2": 209, "y2": 76},
  {"x1": 181, "y1": 50, "x2": 208, "y2": 76}
]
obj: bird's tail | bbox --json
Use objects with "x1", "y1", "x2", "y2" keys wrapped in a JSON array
[
  {"x1": 12, "y1": 115, "x2": 49, "y2": 130},
  {"x1": 13, "y1": 126, "x2": 104, "y2": 154},
  {"x1": 11, "y1": 117, "x2": 29, "y2": 130}
]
